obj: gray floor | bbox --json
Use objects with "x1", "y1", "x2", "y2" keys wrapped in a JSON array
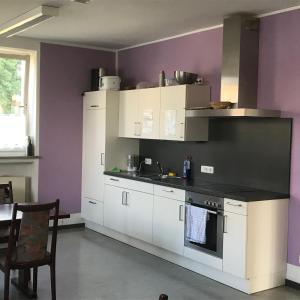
[{"x1": 1, "y1": 228, "x2": 300, "y2": 300}]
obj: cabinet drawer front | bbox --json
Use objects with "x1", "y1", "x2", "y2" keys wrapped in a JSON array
[
  {"x1": 82, "y1": 198, "x2": 104, "y2": 225},
  {"x1": 104, "y1": 176, "x2": 153, "y2": 194},
  {"x1": 224, "y1": 199, "x2": 247, "y2": 215},
  {"x1": 84, "y1": 92, "x2": 106, "y2": 110},
  {"x1": 183, "y1": 246, "x2": 223, "y2": 271},
  {"x1": 154, "y1": 185, "x2": 185, "y2": 201}
]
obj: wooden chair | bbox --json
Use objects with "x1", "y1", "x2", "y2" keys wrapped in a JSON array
[
  {"x1": 0, "y1": 182, "x2": 14, "y2": 244},
  {"x1": 0, "y1": 181, "x2": 13, "y2": 204},
  {"x1": 0, "y1": 199, "x2": 60, "y2": 300}
]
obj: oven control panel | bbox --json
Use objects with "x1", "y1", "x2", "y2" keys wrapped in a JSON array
[
  {"x1": 204, "y1": 200, "x2": 222, "y2": 208},
  {"x1": 186, "y1": 191, "x2": 224, "y2": 210}
]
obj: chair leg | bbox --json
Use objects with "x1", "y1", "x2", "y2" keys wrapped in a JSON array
[
  {"x1": 50, "y1": 263, "x2": 56, "y2": 300},
  {"x1": 4, "y1": 269, "x2": 10, "y2": 300},
  {"x1": 33, "y1": 267, "x2": 38, "y2": 295}
]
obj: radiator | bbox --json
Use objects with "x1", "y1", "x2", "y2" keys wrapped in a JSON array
[{"x1": 0, "y1": 176, "x2": 30, "y2": 203}]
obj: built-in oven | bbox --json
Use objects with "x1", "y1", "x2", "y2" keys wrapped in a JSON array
[{"x1": 184, "y1": 191, "x2": 224, "y2": 258}]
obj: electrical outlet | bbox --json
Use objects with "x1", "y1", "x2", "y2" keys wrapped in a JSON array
[
  {"x1": 201, "y1": 165, "x2": 214, "y2": 174},
  {"x1": 145, "y1": 158, "x2": 152, "y2": 165}
]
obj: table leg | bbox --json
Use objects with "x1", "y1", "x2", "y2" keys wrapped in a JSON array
[{"x1": 11, "y1": 268, "x2": 37, "y2": 298}]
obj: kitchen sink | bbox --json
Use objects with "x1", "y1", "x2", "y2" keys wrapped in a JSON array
[{"x1": 136, "y1": 173, "x2": 185, "y2": 184}]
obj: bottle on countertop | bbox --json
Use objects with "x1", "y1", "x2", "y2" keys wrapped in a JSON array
[
  {"x1": 159, "y1": 70, "x2": 166, "y2": 87},
  {"x1": 183, "y1": 156, "x2": 192, "y2": 179},
  {"x1": 26, "y1": 136, "x2": 34, "y2": 157}
]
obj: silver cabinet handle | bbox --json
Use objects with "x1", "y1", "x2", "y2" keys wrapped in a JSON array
[
  {"x1": 89, "y1": 201, "x2": 97, "y2": 205},
  {"x1": 179, "y1": 205, "x2": 184, "y2": 221},
  {"x1": 223, "y1": 215, "x2": 228, "y2": 233},
  {"x1": 125, "y1": 192, "x2": 129, "y2": 205},
  {"x1": 100, "y1": 153, "x2": 105, "y2": 166},
  {"x1": 110, "y1": 178, "x2": 119, "y2": 182},
  {"x1": 179, "y1": 122, "x2": 185, "y2": 139},
  {"x1": 226, "y1": 202, "x2": 242, "y2": 207},
  {"x1": 121, "y1": 191, "x2": 126, "y2": 205},
  {"x1": 162, "y1": 189, "x2": 174, "y2": 193}
]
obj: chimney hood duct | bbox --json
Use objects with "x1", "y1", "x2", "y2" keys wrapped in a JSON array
[{"x1": 187, "y1": 14, "x2": 280, "y2": 118}]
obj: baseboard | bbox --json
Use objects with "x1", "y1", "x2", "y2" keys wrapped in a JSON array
[
  {"x1": 51, "y1": 213, "x2": 84, "y2": 227},
  {"x1": 286, "y1": 279, "x2": 300, "y2": 290},
  {"x1": 286, "y1": 263, "x2": 300, "y2": 284},
  {"x1": 58, "y1": 223, "x2": 85, "y2": 230},
  {"x1": 85, "y1": 221, "x2": 287, "y2": 294}
]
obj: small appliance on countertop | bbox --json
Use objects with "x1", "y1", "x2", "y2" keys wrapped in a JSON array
[{"x1": 127, "y1": 154, "x2": 139, "y2": 172}]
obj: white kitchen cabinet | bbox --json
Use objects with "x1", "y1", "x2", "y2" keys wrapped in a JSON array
[
  {"x1": 126, "y1": 190, "x2": 153, "y2": 244},
  {"x1": 81, "y1": 91, "x2": 139, "y2": 224},
  {"x1": 82, "y1": 106, "x2": 106, "y2": 202},
  {"x1": 104, "y1": 178, "x2": 154, "y2": 244},
  {"x1": 81, "y1": 197, "x2": 104, "y2": 225},
  {"x1": 118, "y1": 88, "x2": 160, "y2": 139},
  {"x1": 160, "y1": 85, "x2": 210, "y2": 141},
  {"x1": 153, "y1": 196, "x2": 185, "y2": 254},
  {"x1": 160, "y1": 86, "x2": 185, "y2": 141},
  {"x1": 119, "y1": 90, "x2": 140, "y2": 138},
  {"x1": 138, "y1": 88, "x2": 161, "y2": 139},
  {"x1": 223, "y1": 211, "x2": 247, "y2": 278},
  {"x1": 103, "y1": 184, "x2": 127, "y2": 234},
  {"x1": 119, "y1": 85, "x2": 210, "y2": 141},
  {"x1": 222, "y1": 198, "x2": 289, "y2": 286}
]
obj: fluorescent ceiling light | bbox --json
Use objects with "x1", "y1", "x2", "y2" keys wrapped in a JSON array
[
  {"x1": 70, "y1": 0, "x2": 92, "y2": 3},
  {"x1": 0, "y1": 6, "x2": 59, "y2": 38}
]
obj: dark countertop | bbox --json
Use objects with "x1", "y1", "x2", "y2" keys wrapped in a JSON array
[{"x1": 104, "y1": 171, "x2": 289, "y2": 202}]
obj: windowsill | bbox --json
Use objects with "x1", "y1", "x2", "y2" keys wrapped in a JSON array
[{"x1": 0, "y1": 156, "x2": 40, "y2": 164}]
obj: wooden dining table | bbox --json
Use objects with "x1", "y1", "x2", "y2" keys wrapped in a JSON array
[{"x1": 0, "y1": 203, "x2": 70, "y2": 298}]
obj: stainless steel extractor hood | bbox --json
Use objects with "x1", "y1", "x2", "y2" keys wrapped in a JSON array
[{"x1": 187, "y1": 14, "x2": 280, "y2": 118}]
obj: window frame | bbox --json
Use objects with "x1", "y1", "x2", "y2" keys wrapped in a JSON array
[{"x1": 0, "y1": 52, "x2": 30, "y2": 154}]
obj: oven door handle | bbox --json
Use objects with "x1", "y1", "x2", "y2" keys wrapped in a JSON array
[
  {"x1": 223, "y1": 215, "x2": 228, "y2": 233},
  {"x1": 185, "y1": 202, "x2": 219, "y2": 215}
]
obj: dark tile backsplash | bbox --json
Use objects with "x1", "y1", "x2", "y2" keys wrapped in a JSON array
[{"x1": 139, "y1": 118, "x2": 292, "y2": 194}]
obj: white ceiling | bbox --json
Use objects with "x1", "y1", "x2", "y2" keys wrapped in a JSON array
[{"x1": 1, "y1": 0, "x2": 300, "y2": 49}]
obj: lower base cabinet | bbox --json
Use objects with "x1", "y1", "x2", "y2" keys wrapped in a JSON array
[
  {"x1": 104, "y1": 184, "x2": 153, "y2": 244},
  {"x1": 223, "y1": 211, "x2": 247, "y2": 278},
  {"x1": 82, "y1": 197, "x2": 104, "y2": 225},
  {"x1": 153, "y1": 196, "x2": 185, "y2": 255},
  {"x1": 103, "y1": 185, "x2": 127, "y2": 234},
  {"x1": 125, "y1": 189, "x2": 153, "y2": 244}
]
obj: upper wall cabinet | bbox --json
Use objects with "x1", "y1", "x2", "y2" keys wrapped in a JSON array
[
  {"x1": 119, "y1": 88, "x2": 160, "y2": 139},
  {"x1": 119, "y1": 85, "x2": 210, "y2": 141},
  {"x1": 160, "y1": 85, "x2": 210, "y2": 141},
  {"x1": 119, "y1": 90, "x2": 139, "y2": 139}
]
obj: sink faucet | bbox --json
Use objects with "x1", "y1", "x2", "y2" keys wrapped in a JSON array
[{"x1": 156, "y1": 161, "x2": 164, "y2": 176}]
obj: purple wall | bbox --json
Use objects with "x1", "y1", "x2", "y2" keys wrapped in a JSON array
[
  {"x1": 118, "y1": 28, "x2": 223, "y2": 101},
  {"x1": 39, "y1": 43, "x2": 115, "y2": 214},
  {"x1": 258, "y1": 10, "x2": 300, "y2": 267},
  {"x1": 118, "y1": 10, "x2": 300, "y2": 267}
]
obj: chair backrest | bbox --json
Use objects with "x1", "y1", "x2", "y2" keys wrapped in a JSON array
[
  {"x1": 6, "y1": 199, "x2": 59, "y2": 266},
  {"x1": 0, "y1": 181, "x2": 13, "y2": 204}
]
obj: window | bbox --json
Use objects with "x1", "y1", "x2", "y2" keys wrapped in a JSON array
[{"x1": 0, "y1": 53, "x2": 29, "y2": 152}]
